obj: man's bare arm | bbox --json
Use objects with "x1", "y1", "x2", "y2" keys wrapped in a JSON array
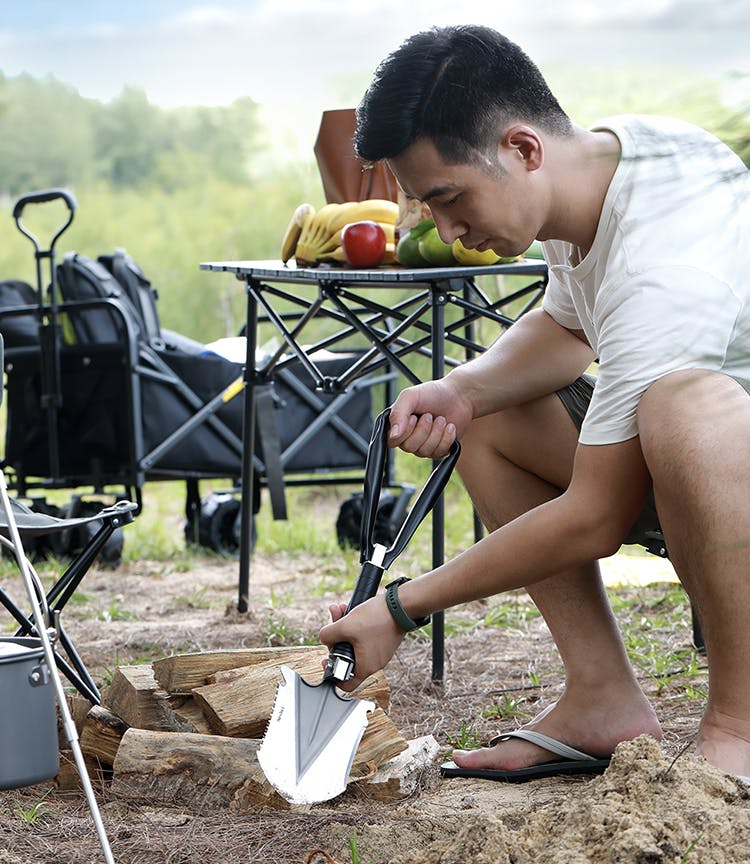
[
  {"x1": 320, "y1": 436, "x2": 652, "y2": 688},
  {"x1": 389, "y1": 309, "x2": 596, "y2": 456}
]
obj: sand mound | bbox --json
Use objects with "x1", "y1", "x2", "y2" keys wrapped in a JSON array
[{"x1": 394, "y1": 735, "x2": 750, "y2": 863}]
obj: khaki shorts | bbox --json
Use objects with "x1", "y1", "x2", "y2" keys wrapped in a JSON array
[{"x1": 556, "y1": 375, "x2": 662, "y2": 548}]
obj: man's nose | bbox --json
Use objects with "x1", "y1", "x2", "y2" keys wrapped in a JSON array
[{"x1": 432, "y1": 213, "x2": 467, "y2": 246}]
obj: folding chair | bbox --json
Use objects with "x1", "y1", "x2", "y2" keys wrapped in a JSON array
[
  {"x1": 0, "y1": 461, "x2": 119, "y2": 862},
  {"x1": 0, "y1": 495, "x2": 137, "y2": 703}
]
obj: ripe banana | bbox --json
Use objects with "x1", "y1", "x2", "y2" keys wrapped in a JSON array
[
  {"x1": 291, "y1": 198, "x2": 399, "y2": 266},
  {"x1": 280, "y1": 203, "x2": 315, "y2": 263},
  {"x1": 326, "y1": 199, "x2": 399, "y2": 234}
]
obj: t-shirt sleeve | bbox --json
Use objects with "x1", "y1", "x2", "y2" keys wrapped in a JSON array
[
  {"x1": 542, "y1": 271, "x2": 582, "y2": 330},
  {"x1": 580, "y1": 266, "x2": 741, "y2": 445}
]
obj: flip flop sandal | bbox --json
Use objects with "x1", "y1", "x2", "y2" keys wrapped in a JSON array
[{"x1": 441, "y1": 729, "x2": 611, "y2": 782}]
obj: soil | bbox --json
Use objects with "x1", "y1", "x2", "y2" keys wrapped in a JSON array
[{"x1": 1, "y1": 515, "x2": 748, "y2": 864}]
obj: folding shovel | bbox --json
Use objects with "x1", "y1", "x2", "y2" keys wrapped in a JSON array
[{"x1": 257, "y1": 408, "x2": 460, "y2": 804}]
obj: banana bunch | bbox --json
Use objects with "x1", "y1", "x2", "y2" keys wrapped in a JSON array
[{"x1": 281, "y1": 199, "x2": 399, "y2": 266}]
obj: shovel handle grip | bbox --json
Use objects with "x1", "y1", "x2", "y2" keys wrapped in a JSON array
[{"x1": 327, "y1": 559, "x2": 383, "y2": 680}]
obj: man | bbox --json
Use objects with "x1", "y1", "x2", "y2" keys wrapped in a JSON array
[{"x1": 319, "y1": 25, "x2": 750, "y2": 782}]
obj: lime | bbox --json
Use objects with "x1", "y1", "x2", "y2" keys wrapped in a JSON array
[
  {"x1": 396, "y1": 231, "x2": 431, "y2": 268},
  {"x1": 409, "y1": 218, "x2": 436, "y2": 240},
  {"x1": 418, "y1": 227, "x2": 457, "y2": 266}
]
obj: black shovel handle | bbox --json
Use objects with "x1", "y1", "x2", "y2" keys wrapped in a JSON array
[
  {"x1": 327, "y1": 408, "x2": 460, "y2": 681},
  {"x1": 359, "y1": 407, "x2": 461, "y2": 565}
]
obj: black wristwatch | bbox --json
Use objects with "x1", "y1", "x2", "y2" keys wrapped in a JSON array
[{"x1": 384, "y1": 577, "x2": 430, "y2": 632}]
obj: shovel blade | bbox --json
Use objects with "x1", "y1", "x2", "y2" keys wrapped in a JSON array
[{"x1": 257, "y1": 665, "x2": 374, "y2": 805}]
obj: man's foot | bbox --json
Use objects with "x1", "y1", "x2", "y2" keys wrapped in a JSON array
[
  {"x1": 697, "y1": 708, "x2": 750, "y2": 778},
  {"x1": 452, "y1": 689, "x2": 662, "y2": 772}
]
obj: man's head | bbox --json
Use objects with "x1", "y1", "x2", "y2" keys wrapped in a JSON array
[{"x1": 355, "y1": 25, "x2": 572, "y2": 169}]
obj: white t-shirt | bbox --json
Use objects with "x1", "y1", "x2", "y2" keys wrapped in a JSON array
[{"x1": 541, "y1": 114, "x2": 750, "y2": 445}]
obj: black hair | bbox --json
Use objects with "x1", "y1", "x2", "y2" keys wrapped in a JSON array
[{"x1": 355, "y1": 25, "x2": 572, "y2": 165}]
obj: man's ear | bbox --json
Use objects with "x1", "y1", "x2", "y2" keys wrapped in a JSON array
[{"x1": 500, "y1": 124, "x2": 544, "y2": 171}]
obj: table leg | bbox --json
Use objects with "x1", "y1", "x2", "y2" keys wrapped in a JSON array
[
  {"x1": 238, "y1": 282, "x2": 259, "y2": 613},
  {"x1": 431, "y1": 287, "x2": 447, "y2": 681}
]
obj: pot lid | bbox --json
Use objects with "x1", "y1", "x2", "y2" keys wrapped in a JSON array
[{"x1": 0, "y1": 641, "x2": 36, "y2": 658}]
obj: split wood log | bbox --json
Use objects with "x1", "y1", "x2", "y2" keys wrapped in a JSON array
[
  {"x1": 162, "y1": 694, "x2": 213, "y2": 735},
  {"x1": 103, "y1": 664, "x2": 171, "y2": 730},
  {"x1": 111, "y1": 711, "x2": 409, "y2": 811},
  {"x1": 54, "y1": 749, "x2": 109, "y2": 791},
  {"x1": 193, "y1": 659, "x2": 391, "y2": 739},
  {"x1": 152, "y1": 646, "x2": 327, "y2": 694},
  {"x1": 349, "y1": 707, "x2": 409, "y2": 774},
  {"x1": 350, "y1": 735, "x2": 440, "y2": 802},
  {"x1": 64, "y1": 694, "x2": 94, "y2": 735},
  {"x1": 192, "y1": 653, "x2": 329, "y2": 737},
  {"x1": 79, "y1": 704, "x2": 129, "y2": 767},
  {"x1": 111, "y1": 729, "x2": 289, "y2": 811}
]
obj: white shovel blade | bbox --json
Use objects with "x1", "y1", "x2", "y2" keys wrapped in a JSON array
[{"x1": 257, "y1": 665, "x2": 374, "y2": 805}]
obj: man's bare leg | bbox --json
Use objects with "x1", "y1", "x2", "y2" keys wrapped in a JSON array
[
  {"x1": 451, "y1": 393, "x2": 661, "y2": 770},
  {"x1": 639, "y1": 370, "x2": 750, "y2": 777}
]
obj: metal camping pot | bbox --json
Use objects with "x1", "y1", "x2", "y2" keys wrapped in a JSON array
[{"x1": 0, "y1": 637, "x2": 59, "y2": 789}]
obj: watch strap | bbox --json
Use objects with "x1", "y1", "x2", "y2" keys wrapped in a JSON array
[{"x1": 384, "y1": 577, "x2": 430, "y2": 632}]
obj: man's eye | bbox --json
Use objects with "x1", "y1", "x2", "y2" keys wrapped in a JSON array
[{"x1": 442, "y1": 195, "x2": 459, "y2": 207}]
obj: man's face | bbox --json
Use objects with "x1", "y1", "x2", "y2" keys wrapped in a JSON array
[{"x1": 388, "y1": 136, "x2": 543, "y2": 258}]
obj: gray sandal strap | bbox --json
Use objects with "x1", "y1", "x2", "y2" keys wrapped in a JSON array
[{"x1": 489, "y1": 729, "x2": 598, "y2": 762}]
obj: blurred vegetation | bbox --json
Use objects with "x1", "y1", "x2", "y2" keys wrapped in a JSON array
[{"x1": 0, "y1": 64, "x2": 747, "y2": 343}]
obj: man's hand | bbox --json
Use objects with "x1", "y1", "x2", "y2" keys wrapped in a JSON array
[
  {"x1": 389, "y1": 378, "x2": 473, "y2": 459},
  {"x1": 319, "y1": 595, "x2": 407, "y2": 691}
]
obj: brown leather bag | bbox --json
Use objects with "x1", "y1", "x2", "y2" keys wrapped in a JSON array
[{"x1": 313, "y1": 108, "x2": 398, "y2": 204}]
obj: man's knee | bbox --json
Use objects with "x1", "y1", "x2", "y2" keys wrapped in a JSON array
[{"x1": 459, "y1": 394, "x2": 579, "y2": 490}]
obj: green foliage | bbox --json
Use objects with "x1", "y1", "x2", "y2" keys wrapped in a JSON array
[
  {"x1": 481, "y1": 693, "x2": 531, "y2": 722},
  {"x1": 445, "y1": 719, "x2": 483, "y2": 751},
  {"x1": 549, "y1": 64, "x2": 750, "y2": 165},
  {"x1": 12, "y1": 792, "x2": 52, "y2": 825},
  {"x1": 0, "y1": 74, "x2": 268, "y2": 194},
  {"x1": 0, "y1": 63, "x2": 746, "y2": 343}
]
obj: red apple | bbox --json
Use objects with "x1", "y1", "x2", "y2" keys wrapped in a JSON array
[{"x1": 341, "y1": 220, "x2": 387, "y2": 268}]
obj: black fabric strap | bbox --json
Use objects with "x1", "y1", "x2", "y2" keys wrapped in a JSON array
[{"x1": 255, "y1": 384, "x2": 287, "y2": 520}]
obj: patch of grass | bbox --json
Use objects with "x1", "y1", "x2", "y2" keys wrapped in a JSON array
[
  {"x1": 679, "y1": 834, "x2": 704, "y2": 863},
  {"x1": 97, "y1": 601, "x2": 138, "y2": 622},
  {"x1": 625, "y1": 631, "x2": 703, "y2": 694},
  {"x1": 682, "y1": 683, "x2": 708, "y2": 701},
  {"x1": 312, "y1": 556, "x2": 360, "y2": 597},
  {"x1": 66, "y1": 590, "x2": 95, "y2": 605},
  {"x1": 174, "y1": 587, "x2": 214, "y2": 609},
  {"x1": 442, "y1": 613, "x2": 477, "y2": 636},
  {"x1": 346, "y1": 828, "x2": 381, "y2": 864},
  {"x1": 482, "y1": 596, "x2": 540, "y2": 629},
  {"x1": 12, "y1": 793, "x2": 52, "y2": 825},
  {"x1": 481, "y1": 693, "x2": 532, "y2": 723},
  {"x1": 446, "y1": 719, "x2": 483, "y2": 752}
]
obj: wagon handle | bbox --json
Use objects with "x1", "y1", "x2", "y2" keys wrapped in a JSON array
[{"x1": 13, "y1": 188, "x2": 77, "y2": 256}]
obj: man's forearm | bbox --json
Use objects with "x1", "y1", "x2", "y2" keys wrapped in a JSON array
[
  {"x1": 396, "y1": 493, "x2": 608, "y2": 618},
  {"x1": 397, "y1": 438, "x2": 651, "y2": 617}
]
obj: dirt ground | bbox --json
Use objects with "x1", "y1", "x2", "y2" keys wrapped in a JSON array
[{"x1": 1, "y1": 518, "x2": 750, "y2": 864}]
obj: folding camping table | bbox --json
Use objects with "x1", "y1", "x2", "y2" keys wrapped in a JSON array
[{"x1": 200, "y1": 258, "x2": 548, "y2": 680}]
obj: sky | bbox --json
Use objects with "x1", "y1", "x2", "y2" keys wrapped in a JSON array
[{"x1": 1, "y1": 0, "x2": 749, "y2": 155}]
